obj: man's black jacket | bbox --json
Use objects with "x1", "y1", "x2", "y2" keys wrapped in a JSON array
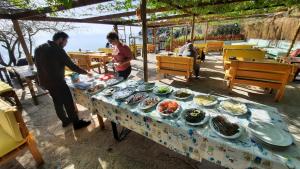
[{"x1": 35, "y1": 41, "x2": 87, "y2": 89}]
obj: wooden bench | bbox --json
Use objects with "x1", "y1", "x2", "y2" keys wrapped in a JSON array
[
  {"x1": 156, "y1": 55, "x2": 193, "y2": 81},
  {"x1": 206, "y1": 41, "x2": 224, "y2": 53},
  {"x1": 147, "y1": 44, "x2": 155, "y2": 53},
  {"x1": 225, "y1": 60, "x2": 294, "y2": 101},
  {"x1": 222, "y1": 44, "x2": 254, "y2": 55},
  {"x1": 68, "y1": 53, "x2": 102, "y2": 73},
  {"x1": 223, "y1": 49, "x2": 266, "y2": 70},
  {"x1": 98, "y1": 48, "x2": 113, "y2": 54}
]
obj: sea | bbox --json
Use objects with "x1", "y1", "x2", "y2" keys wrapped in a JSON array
[{"x1": 0, "y1": 23, "x2": 142, "y2": 64}]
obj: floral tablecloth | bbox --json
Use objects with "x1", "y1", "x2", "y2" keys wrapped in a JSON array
[{"x1": 68, "y1": 78, "x2": 300, "y2": 169}]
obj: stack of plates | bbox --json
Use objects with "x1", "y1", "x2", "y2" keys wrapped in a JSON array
[{"x1": 248, "y1": 121, "x2": 293, "y2": 148}]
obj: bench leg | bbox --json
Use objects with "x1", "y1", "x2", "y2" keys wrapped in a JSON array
[
  {"x1": 27, "y1": 133, "x2": 44, "y2": 166},
  {"x1": 275, "y1": 87, "x2": 286, "y2": 102}
]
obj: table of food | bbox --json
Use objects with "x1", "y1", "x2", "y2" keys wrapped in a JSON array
[{"x1": 66, "y1": 74, "x2": 300, "y2": 169}]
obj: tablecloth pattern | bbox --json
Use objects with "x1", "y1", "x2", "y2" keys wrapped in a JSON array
[{"x1": 68, "y1": 78, "x2": 300, "y2": 169}]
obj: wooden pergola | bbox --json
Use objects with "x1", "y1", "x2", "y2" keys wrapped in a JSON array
[{"x1": 1, "y1": 0, "x2": 299, "y2": 81}]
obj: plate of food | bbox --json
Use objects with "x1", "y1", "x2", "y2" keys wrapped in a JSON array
[
  {"x1": 156, "y1": 100, "x2": 180, "y2": 117},
  {"x1": 181, "y1": 108, "x2": 209, "y2": 126},
  {"x1": 112, "y1": 87, "x2": 135, "y2": 100},
  {"x1": 172, "y1": 89, "x2": 193, "y2": 100},
  {"x1": 193, "y1": 94, "x2": 218, "y2": 107},
  {"x1": 219, "y1": 99, "x2": 248, "y2": 116},
  {"x1": 139, "y1": 96, "x2": 161, "y2": 110},
  {"x1": 153, "y1": 86, "x2": 173, "y2": 95},
  {"x1": 87, "y1": 84, "x2": 104, "y2": 94},
  {"x1": 125, "y1": 92, "x2": 148, "y2": 105},
  {"x1": 125, "y1": 80, "x2": 139, "y2": 87},
  {"x1": 137, "y1": 82, "x2": 156, "y2": 92},
  {"x1": 106, "y1": 76, "x2": 124, "y2": 86},
  {"x1": 102, "y1": 86, "x2": 120, "y2": 96},
  {"x1": 209, "y1": 116, "x2": 243, "y2": 139}
]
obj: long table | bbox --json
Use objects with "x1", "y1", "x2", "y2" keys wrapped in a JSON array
[{"x1": 68, "y1": 77, "x2": 300, "y2": 169}]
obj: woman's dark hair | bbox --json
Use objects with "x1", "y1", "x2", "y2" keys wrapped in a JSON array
[
  {"x1": 106, "y1": 32, "x2": 119, "y2": 40},
  {"x1": 53, "y1": 32, "x2": 69, "y2": 41}
]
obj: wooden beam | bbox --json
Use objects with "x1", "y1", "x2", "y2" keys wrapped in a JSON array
[
  {"x1": 204, "y1": 21, "x2": 209, "y2": 43},
  {"x1": 141, "y1": 0, "x2": 148, "y2": 82},
  {"x1": 191, "y1": 15, "x2": 195, "y2": 43},
  {"x1": 285, "y1": 23, "x2": 300, "y2": 58},
  {"x1": 19, "y1": 16, "x2": 138, "y2": 26},
  {"x1": 170, "y1": 27, "x2": 173, "y2": 51},
  {"x1": 86, "y1": 11, "x2": 136, "y2": 21},
  {"x1": 12, "y1": 20, "x2": 34, "y2": 66},
  {"x1": 9, "y1": 0, "x2": 112, "y2": 19}
]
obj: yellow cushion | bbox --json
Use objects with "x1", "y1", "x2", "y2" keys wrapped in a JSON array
[
  {"x1": 0, "y1": 126, "x2": 25, "y2": 157},
  {"x1": 0, "y1": 81, "x2": 12, "y2": 94},
  {"x1": 0, "y1": 99, "x2": 23, "y2": 142},
  {"x1": 65, "y1": 70, "x2": 74, "y2": 77}
]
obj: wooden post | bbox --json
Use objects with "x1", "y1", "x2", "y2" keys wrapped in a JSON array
[
  {"x1": 185, "y1": 25, "x2": 188, "y2": 42},
  {"x1": 12, "y1": 20, "x2": 34, "y2": 66},
  {"x1": 113, "y1": 24, "x2": 118, "y2": 34},
  {"x1": 285, "y1": 22, "x2": 300, "y2": 58},
  {"x1": 141, "y1": 0, "x2": 148, "y2": 82},
  {"x1": 191, "y1": 15, "x2": 196, "y2": 43},
  {"x1": 170, "y1": 27, "x2": 173, "y2": 51},
  {"x1": 204, "y1": 21, "x2": 209, "y2": 43}
]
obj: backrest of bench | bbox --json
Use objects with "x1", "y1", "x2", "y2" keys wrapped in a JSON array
[
  {"x1": 230, "y1": 61, "x2": 293, "y2": 83},
  {"x1": 224, "y1": 49, "x2": 266, "y2": 62},
  {"x1": 156, "y1": 55, "x2": 193, "y2": 72},
  {"x1": 206, "y1": 41, "x2": 224, "y2": 51}
]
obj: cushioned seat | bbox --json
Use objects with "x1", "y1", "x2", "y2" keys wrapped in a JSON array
[
  {"x1": 264, "y1": 48, "x2": 288, "y2": 57},
  {"x1": 0, "y1": 127, "x2": 25, "y2": 157},
  {"x1": 0, "y1": 81, "x2": 13, "y2": 94}
]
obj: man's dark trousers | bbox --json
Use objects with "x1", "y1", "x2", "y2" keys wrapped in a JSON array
[{"x1": 47, "y1": 83, "x2": 79, "y2": 124}]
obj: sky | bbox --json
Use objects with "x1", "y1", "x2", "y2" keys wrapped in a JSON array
[{"x1": 0, "y1": 22, "x2": 142, "y2": 63}]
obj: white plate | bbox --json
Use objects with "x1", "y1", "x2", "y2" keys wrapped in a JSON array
[
  {"x1": 181, "y1": 108, "x2": 209, "y2": 126},
  {"x1": 102, "y1": 86, "x2": 120, "y2": 96},
  {"x1": 125, "y1": 92, "x2": 148, "y2": 105},
  {"x1": 219, "y1": 99, "x2": 248, "y2": 116},
  {"x1": 138, "y1": 96, "x2": 161, "y2": 110},
  {"x1": 112, "y1": 87, "x2": 135, "y2": 100},
  {"x1": 172, "y1": 89, "x2": 194, "y2": 100},
  {"x1": 156, "y1": 99, "x2": 181, "y2": 117},
  {"x1": 209, "y1": 117, "x2": 243, "y2": 139},
  {"x1": 106, "y1": 77, "x2": 124, "y2": 86},
  {"x1": 193, "y1": 94, "x2": 218, "y2": 107},
  {"x1": 136, "y1": 83, "x2": 155, "y2": 92},
  {"x1": 248, "y1": 121, "x2": 293, "y2": 147},
  {"x1": 153, "y1": 86, "x2": 173, "y2": 96}
]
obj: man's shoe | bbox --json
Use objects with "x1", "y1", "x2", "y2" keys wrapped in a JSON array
[
  {"x1": 73, "y1": 120, "x2": 91, "y2": 130},
  {"x1": 62, "y1": 121, "x2": 71, "y2": 128}
]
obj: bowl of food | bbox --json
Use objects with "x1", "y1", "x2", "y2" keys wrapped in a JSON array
[
  {"x1": 102, "y1": 86, "x2": 120, "y2": 96},
  {"x1": 87, "y1": 84, "x2": 104, "y2": 94},
  {"x1": 137, "y1": 82, "x2": 155, "y2": 92},
  {"x1": 172, "y1": 89, "x2": 193, "y2": 100},
  {"x1": 193, "y1": 94, "x2": 218, "y2": 107},
  {"x1": 219, "y1": 99, "x2": 248, "y2": 116},
  {"x1": 181, "y1": 108, "x2": 209, "y2": 126},
  {"x1": 125, "y1": 92, "x2": 148, "y2": 105},
  {"x1": 156, "y1": 100, "x2": 180, "y2": 117},
  {"x1": 209, "y1": 115, "x2": 243, "y2": 139},
  {"x1": 138, "y1": 96, "x2": 161, "y2": 110},
  {"x1": 153, "y1": 86, "x2": 173, "y2": 96},
  {"x1": 112, "y1": 87, "x2": 135, "y2": 100}
]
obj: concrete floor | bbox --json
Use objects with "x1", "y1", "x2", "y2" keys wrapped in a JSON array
[{"x1": 1, "y1": 53, "x2": 299, "y2": 169}]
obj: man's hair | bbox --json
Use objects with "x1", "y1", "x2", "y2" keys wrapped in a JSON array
[
  {"x1": 53, "y1": 32, "x2": 69, "y2": 41},
  {"x1": 106, "y1": 32, "x2": 119, "y2": 40}
]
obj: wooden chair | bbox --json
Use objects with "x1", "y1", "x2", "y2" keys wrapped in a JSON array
[
  {"x1": 147, "y1": 44, "x2": 155, "y2": 53},
  {"x1": 156, "y1": 55, "x2": 193, "y2": 81},
  {"x1": 225, "y1": 60, "x2": 294, "y2": 101},
  {"x1": 223, "y1": 49, "x2": 266, "y2": 70},
  {"x1": 98, "y1": 48, "x2": 113, "y2": 54},
  {"x1": 0, "y1": 99, "x2": 43, "y2": 166},
  {"x1": 222, "y1": 44, "x2": 254, "y2": 55},
  {"x1": 0, "y1": 81, "x2": 21, "y2": 109},
  {"x1": 68, "y1": 53, "x2": 102, "y2": 73},
  {"x1": 206, "y1": 41, "x2": 224, "y2": 53}
]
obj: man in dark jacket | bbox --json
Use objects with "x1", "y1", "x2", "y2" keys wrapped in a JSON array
[{"x1": 35, "y1": 32, "x2": 91, "y2": 130}]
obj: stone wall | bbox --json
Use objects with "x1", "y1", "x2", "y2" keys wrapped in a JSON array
[{"x1": 242, "y1": 17, "x2": 300, "y2": 40}]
